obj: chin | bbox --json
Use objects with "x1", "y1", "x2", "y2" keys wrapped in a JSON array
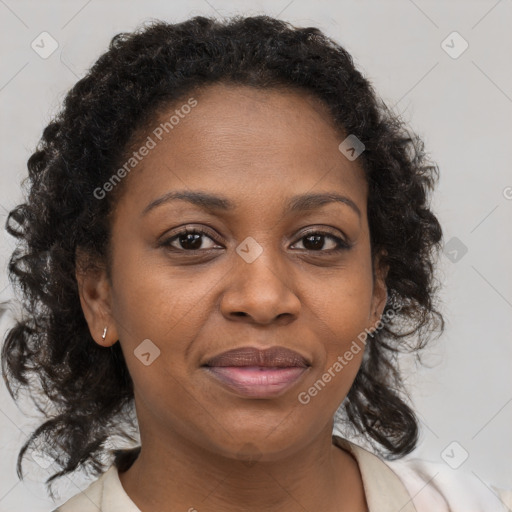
[{"x1": 198, "y1": 422, "x2": 318, "y2": 463}]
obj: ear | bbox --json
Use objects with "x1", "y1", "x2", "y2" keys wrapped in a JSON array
[
  {"x1": 368, "y1": 249, "x2": 389, "y2": 328},
  {"x1": 75, "y1": 248, "x2": 119, "y2": 347}
]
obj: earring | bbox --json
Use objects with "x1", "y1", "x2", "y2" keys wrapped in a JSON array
[{"x1": 102, "y1": 326, "x2": 108, "y2": 341}]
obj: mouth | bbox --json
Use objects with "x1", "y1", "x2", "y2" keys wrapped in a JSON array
[{"x1": 201, "y1": 346, "x2": 311, "y2": 399}]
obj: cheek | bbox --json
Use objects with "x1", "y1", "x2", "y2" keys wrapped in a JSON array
[
  {"x1": 323, "y1": 293, "x2": 373, "y2": 355},
  {"x1": 108, "y1": 247, "x2": 220, "y2": 395},
  {"x1": 308, "y1": 261, "x2": 374, "y2": 344},
  {"x1": 110, "y1": 242, "x2": 218, "y2": 341},
  {"x1": 303, "y1": 257, "x2": 374, "y2": 385},
  {"x1": 297, "y1": 289, "x2": 370, "y2": 414}
]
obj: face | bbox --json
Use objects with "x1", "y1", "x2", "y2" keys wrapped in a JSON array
[{"x1": 77, "y1": 83, "x2": 388, "y2": 462}]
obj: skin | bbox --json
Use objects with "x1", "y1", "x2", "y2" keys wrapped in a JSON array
[{"x1": 76, "y1": 83, "x2": 388, "y2": 512}]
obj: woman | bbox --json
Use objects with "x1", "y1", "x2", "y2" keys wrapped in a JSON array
[{"x1": 2, "y1": 15, "x2": 510, "y2": 512}]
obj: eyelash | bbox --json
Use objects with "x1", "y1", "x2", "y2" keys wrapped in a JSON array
[{"x1": 160, "y1": 227, "x2": 352, "y2": 254}]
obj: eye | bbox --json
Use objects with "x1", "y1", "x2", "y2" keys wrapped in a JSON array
[
  {"x1": 291, "y1": 230, "x2": 351, "y2": 253},
  {"x1": 160, "y1": 227, "x2": 351, "y2": 254},
  {"x1": 161, "y1": 228, "x2": 222, "y2": 252}
]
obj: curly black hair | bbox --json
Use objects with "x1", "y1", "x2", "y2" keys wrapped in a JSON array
[{"x1": 1, "y1": 14, "x2": 444, "y2": 494}]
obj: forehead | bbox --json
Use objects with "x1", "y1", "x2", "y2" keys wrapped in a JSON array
[
  {"x1": 117, "y1": 83, "x2": 367, "y2": 213},
  {"x1": 165, "y1": 83, "x2": 349, "y2": 162}
]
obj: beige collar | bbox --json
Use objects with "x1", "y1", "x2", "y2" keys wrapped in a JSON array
[{"x1": 332, "y1": 435, "x2": 417, "y2": 512}]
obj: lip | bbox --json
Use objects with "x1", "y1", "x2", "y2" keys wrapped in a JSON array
[{"x1": 202, "y1": 346, "x2": 311, "y2": 398}]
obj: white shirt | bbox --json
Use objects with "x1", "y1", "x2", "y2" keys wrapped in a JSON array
[{"x1": 53, "y1": 436, "x2": 512, "y2": 511}]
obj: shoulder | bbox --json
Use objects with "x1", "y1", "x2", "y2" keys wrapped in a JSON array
[
  {"x1": 333, "y1": 435, "x2": 511, "y2": 512},
  {"x1": 51, "y1": 448, "x2": 141, "y2": 512},
  {"x1": 51, "y1": 466, "x2": 112, "y2": 512},
  {"x1": 384, "y1": 455, "x2": 512, "y2": 512}
]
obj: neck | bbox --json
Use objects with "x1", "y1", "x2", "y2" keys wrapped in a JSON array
[{"x1": 118, "y1": 424, "x2": 367, "y2": 512}]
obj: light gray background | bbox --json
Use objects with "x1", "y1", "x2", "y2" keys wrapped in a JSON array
[{"x1": 0, "y1": 0, "x2": 511, "y2": 510}]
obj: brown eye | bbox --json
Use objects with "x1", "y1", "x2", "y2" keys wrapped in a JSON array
[
  {"x1": 292, "y1": 231, "x2": 351, "y2": 253},
  {"x1": 162, "y1": 229, "x2": 221, "y2": 251}
]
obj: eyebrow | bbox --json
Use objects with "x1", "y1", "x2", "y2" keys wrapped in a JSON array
[{"x1": 142, "y1": 190, "x2": 361, "y2": 218}]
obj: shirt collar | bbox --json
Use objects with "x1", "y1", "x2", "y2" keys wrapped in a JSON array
[{"x1": 333, "y1": 435, "x2": 417, "y2": 512}]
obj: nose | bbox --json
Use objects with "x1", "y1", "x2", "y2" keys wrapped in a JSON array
[{"x1": 219, "y1": 247, "x2": 301, "y2": 325}]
